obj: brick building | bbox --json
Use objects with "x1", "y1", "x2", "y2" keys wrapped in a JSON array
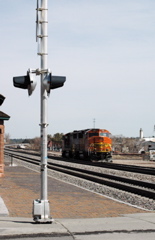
[{"x1": 0, "y1": 111, "x2": 10, "y2": 177}]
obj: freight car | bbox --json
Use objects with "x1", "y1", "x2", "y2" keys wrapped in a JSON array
[{"x1": 62, "y1": 128, "x2": 112, "y2": 162}]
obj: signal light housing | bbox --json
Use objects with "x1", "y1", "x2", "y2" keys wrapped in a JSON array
[
  {"x1": 13, "y1": 70, "x2": 37, "y2": 96},
  {"x1": 43, "y1": 72, "x2": 66, "y2": 93},
  {"x1": 0, "y1": 94, "x2": 5, "y2": 106}
]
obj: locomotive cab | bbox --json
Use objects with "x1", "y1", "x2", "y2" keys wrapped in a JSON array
[{"x1": 85, "y1": 129, "x2": 112, "y2": 161}]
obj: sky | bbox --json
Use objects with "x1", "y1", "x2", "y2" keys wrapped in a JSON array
[{"x1": 1, "y1": 0, "x2": 155, "y2": 138}]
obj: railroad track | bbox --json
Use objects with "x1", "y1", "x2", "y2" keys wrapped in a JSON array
[
  {"x1": 4, "y1": 150, "x2": 155, "y2": 201},
  {"x1": 5, "y1": 148, "x2": 155, "y2": 175}
]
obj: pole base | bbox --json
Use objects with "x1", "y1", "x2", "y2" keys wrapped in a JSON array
[{"x1": 32, "y1": 199, "x2": 52, "y2": 223}]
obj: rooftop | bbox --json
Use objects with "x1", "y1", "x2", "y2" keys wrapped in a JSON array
[{"x1": 0, "y1": 111, "x2": 10, "y2": 121}]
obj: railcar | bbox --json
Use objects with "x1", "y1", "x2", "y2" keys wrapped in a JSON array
[{"x1": 62, "y1": 128, "x2": 112, "y2": 162}]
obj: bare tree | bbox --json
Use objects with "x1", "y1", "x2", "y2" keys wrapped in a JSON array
[
  {"x1": 30, "y1": 137, "x2": 41, "y2": 150},
  {"x1": 112, "y1": 137, "x2": 139, "y2": 153},
  {"x1": 5, "y1": 133, "x2": 10, "y2": 144}
]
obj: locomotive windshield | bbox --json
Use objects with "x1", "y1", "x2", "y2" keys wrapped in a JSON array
[
  {"x1": 100, "y1": 133, "x2": 109, "y2": 137},
  {"x1": 89, "y1": 132, "x2": 110, "y2": 137}
]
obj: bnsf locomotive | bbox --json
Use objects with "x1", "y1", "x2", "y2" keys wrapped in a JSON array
[{"x1": 62, "y1": 128, "x2": 112, "y2": 161}]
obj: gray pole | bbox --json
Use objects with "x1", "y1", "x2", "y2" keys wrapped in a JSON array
[
  {"x1": 40, "y1": 0, "x2": 51, "y2": 222},
  {"x1": 40, "y1": 0, "x2": 48, "y2": 202},
  {"x1": 32, "y1": 0, "x2": 65, "y2": 222},
  {"x1": 33, "y1": 0, "x2": 51, "y2": 223},
  {"x1": 13, "y1": 0, "x2": 65, "y2": 222}
]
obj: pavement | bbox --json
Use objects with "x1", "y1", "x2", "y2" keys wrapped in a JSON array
[
  {"x1": 1, "y1": 155, "x2": 155, "y2": 239},
  {"x1": 1, "y1": 212, "x2": 155, "y2": 239}
]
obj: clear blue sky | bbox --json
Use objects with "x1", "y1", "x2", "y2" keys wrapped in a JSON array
[{"x1": 1, "y1": 0, "x2": 155, "y2": 138}]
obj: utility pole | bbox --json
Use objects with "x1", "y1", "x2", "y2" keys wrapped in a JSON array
[
  {"x1": 13, "y1": 0, "x2": 66, "y2": 223},
  {"x1": 40, "y1": 0, "x2": 48, "y2": 207},
  {"x1": 93, "y1": 118, "x2": 96, "y2": 128},
  {"x1": 33, "y1": 0, "x2": 51, "y2": 223},
  {"x1": 39, "y1": 0, "x2": 50, "y2": 222}
]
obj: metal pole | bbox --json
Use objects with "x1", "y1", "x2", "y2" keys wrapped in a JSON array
[
  {"x1": 40, "y1": 0, "x2": 51, "y2": 222},
  {"x1": 33, "y1": 0, "x2": 51, "y2": 223},
  {"x1": 93, "y1": 118, "x2": 95, "y2": 128},
  {"x1": 40, "y1": 0, "x2": 48, "y2": 202}
]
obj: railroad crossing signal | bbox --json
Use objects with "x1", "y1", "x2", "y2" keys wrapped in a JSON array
[
  {"x1": 13, "y1": 0, "x2": 66, "y2": 223},
  {"x1": 43, "y1": 73, "x2": 66, "y2": 93},
  {"x1": 13, "y1": 70, "x2": 37, "y2": 96},
  {"x1": 0, "y1": 94, "x2": 5, "y2": 106},
  {"x1": 13, "y1": 70, "x2": 66, "y2": 95}
]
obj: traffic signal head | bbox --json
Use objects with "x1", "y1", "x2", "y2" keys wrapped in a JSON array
[
  {"x1": 50, "y1": 75, "x2": 66, "y2": 90},
  {"x1": 43, "y1": 72, "x2": 66, "y2": 93},
  {"x1": 0, "y1": 94, "x2": 5, "y2": 106},
  {"x1": 13, "y1": 71, "x2": 37, "y2": 96}
]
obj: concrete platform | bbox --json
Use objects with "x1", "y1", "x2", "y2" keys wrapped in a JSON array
[
  {"x1": 1, "y1": 156, "x2": 155, "y2": 239},
  {"x1": 1, "y1": 213, "x2": 155, "y2": 239}
]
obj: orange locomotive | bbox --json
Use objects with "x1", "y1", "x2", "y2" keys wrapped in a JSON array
[{"x1": 62, "y1": 128, "x2": 112, "y2": 161}]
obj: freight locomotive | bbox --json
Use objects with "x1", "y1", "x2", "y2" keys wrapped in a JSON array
[{"x1": 62, "y1": 128, "x2": 112, "y2": 161}]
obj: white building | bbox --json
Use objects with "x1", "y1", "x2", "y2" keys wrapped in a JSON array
[{"x1": 138, "y1": 128, "x2": 155, "y2": 153}]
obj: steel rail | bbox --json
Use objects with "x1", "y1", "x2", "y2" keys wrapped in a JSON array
[
  {"x1": 5, "y1": 148, "x2": 155, "y2": 175},
  {"x1": 4, "y1": 151, "x2": 155, "y2": 200}
]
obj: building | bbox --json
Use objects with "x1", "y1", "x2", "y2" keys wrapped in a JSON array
[
  {"x1": 0, "y1": 111, "x2": 10, "y2": 177},
  {"x1": 138, "y1": 128, "x2": 155, "y2": 154}
]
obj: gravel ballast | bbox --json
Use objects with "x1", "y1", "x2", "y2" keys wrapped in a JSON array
[{"x1": 6, "y1": 155, "x2": 155, "y2": 211}]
